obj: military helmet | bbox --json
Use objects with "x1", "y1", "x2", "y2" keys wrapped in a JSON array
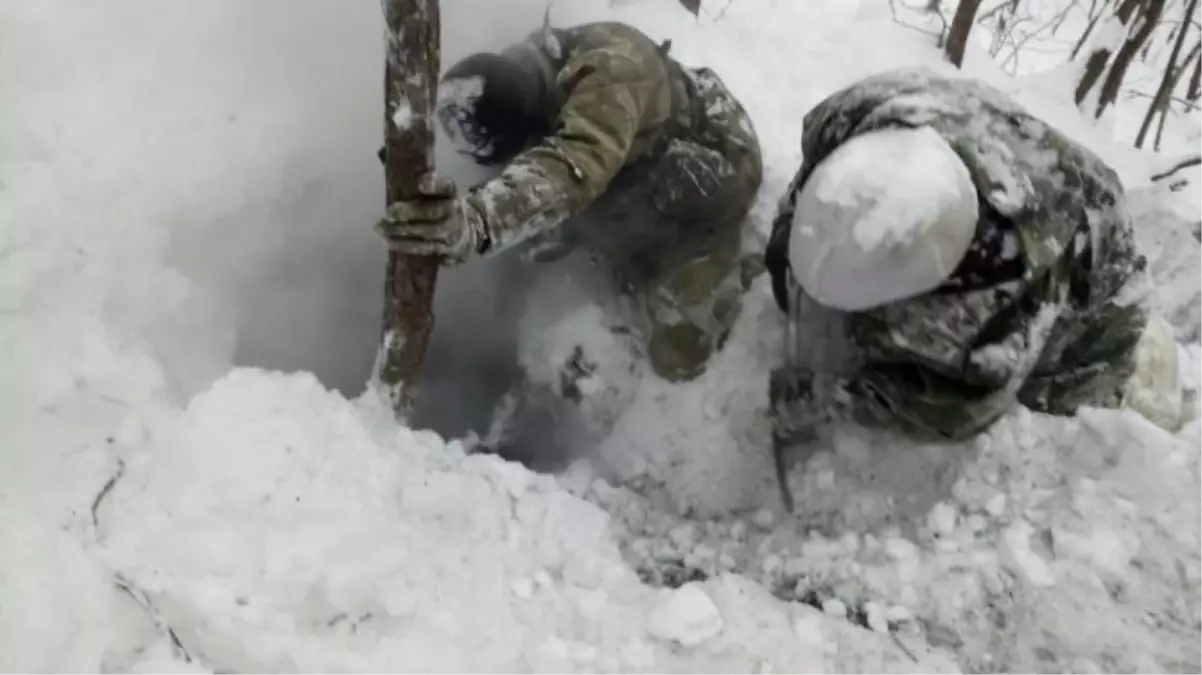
[
  {"x1": 436, "y1": 52, "x2": 546, "y2": 166},
  {"x1": 787, "y1": 126, "x2": 979, "y2": 312}
]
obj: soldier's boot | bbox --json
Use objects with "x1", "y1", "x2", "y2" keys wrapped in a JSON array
[
  {"x1": 641, "y1": 242, "x2": 751, "y2": 382},
  {"x1": 1120, "y1": 314, "x2": 1184, "y2": 431}
]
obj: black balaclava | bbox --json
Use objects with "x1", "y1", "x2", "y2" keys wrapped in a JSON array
[{"x1": 436, "y1": 51, "x2": 550, "y2": 166}]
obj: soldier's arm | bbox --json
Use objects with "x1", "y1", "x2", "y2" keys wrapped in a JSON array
[
  {"x1": 462, "y1": 49, "x2": 655, "y2": 257},
  {"x1": 774, "y1": 287, "x2": 1055, "y2": 441}
]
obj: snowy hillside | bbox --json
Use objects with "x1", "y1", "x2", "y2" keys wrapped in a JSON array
[{"x1": 1, "y1": 0, "x2": 1199, "y2": 672}]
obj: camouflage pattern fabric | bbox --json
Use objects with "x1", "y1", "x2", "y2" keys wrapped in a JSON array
[
  {"x1": 765, "y1": 67, "x2": 1149, "y2": 442},
  {"x1": 462, "y1": 22, "x2": 764, "y2": 382}
]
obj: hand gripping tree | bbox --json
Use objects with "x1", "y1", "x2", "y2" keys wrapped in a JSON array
[{"x1": 374, "y1": 0, "x2": 441, "y2": 421}]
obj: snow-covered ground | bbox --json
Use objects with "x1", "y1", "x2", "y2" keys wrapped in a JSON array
[{"x1": 2, "y1": 0, "x2": 1199, "y2": 672}]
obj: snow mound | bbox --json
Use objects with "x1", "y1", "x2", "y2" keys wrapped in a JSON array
[{"x1": 98, "y1": 369, "x2": 937, "y2": 673}]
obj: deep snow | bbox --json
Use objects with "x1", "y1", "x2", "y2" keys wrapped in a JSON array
[{"x1": 1, "y1": 0, "x2": 1199, "y2": 673}]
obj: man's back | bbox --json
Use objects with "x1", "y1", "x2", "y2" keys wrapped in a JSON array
[{"x1": 506, "y1": 21, "x2": 688, "y2": 168}]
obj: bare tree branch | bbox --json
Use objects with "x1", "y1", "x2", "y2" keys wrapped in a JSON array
[
  {"x1": 1076, "y1": 0, "x2": 1143, "y2": 104},
  {"x1": 1094, "y1": 0, "x2": 1168, "y2": 116},
  {"x1": 928, "y1": 0, "x2": 953, "y2": 46},
  {"x1": 889, "y1": 0, "x2": 947, "y2": 40},
  {"x1": 1072, "y1": 0, "x2": 1114, "y2": 59},
  {"x1": 1189, "y1": 41, "x2": 1202, "y2": 99},
  {"x1": 1125, "y1": 87, "x2": 1202, "y2": 109},
  {"x1": 1137, "y1": 0, "x2": 1199, "y2": 147},
  {"x1": 1151, "y1": 154, "x2": 1202, "y2": 180}
]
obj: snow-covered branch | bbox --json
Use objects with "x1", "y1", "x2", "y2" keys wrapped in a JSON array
[{"x1": 1150, "y1": 152, "x2": 1202, "y2": 180}]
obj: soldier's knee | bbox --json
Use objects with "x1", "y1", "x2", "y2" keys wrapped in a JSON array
[
  {"x1": 648, "y1": 322, "x2": 712, "y2": 382},
  {"x1": 650, "y1": 140, "x2": 742, "y2": 221}
]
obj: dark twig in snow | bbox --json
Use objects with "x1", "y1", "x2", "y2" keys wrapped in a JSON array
[
  {"x1": 1151, "y1": 154, "x2": 1202, "y2": 181},
  {"x1": 91, "y1": 459, "x2": 126, "y2": 528},
  {"x1": 892, "y1": 631, "x2": 920, "y2": 663},
  {"x1": 889, "y1": 0, "x2": 946, "y2": 39},
  {"x1": 114, "y1": 575, "x2": 198, "y2": 666},
  {"x1": 1125, "y1": 88, "x2": 1202, "y2": 111}
]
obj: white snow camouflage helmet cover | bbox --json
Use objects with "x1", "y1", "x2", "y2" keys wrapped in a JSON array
[{"x1": 788, "y1": 125, "x2": 979, "y2": 312}]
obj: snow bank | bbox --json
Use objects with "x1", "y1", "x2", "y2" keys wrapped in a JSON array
[
  {"x1": 97, "y1": 369, "x2": 944, "y2": 673},
  {"x1": 2, "y1": 0, "x2": 1199, "y2": 672}
]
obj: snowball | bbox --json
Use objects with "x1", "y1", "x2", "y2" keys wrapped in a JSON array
[
  {"x1": 510, "y1": 578, "x2": 534, "y2": 600},
  {"x1": 985, "y1": 493, "x2": 1007, "y2": 517},
  {"x1": 647, "y1": 583, "x2": 724, "y2": 646},
  {"x1": 788, "y1": 126, "x2": 978, "y2": 311},
  {"x1": 864, "y1": 601, "x2": 889, "y2": 633},
  {"x1": 927, "y1": 501, "x2": 959, "y2": 537},
  {"x1": 390, "y1": 100, "x2": 413, "y2": 130},
  {"x1": 1001, "y1": 523, "x2": 1056, "y2": 587},
  {"x1": 821, "y1": 598, "x2": 848, "y2": 618}
]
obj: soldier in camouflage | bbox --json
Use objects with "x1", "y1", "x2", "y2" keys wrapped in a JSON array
[
  {"x1": 765, "y1": 67, "x2": 1183, "y2": 478},
  {"x1": 376, "y1": 20, "x2": 764, "y2": 386}
]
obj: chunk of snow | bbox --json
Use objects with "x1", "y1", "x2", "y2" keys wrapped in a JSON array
[
  {"x1": 864, "y1": 601, "x2": 889, "y2": 633},
  {"x1": 822, "y1": 598, "x2": 848, "y2": 618},
  {"x1": 1051, "y1": 528, "x2": 1140, "y2": 575},
  {"x1": 985, "y1": 493, "x2": 1007, "y2": 517},
  {"x1": 511, "y1": 578, "x2": 535, "y2": 600},
  {"x1": 647, "y1": 583, "x2": 723, "y2": 646},
  {"x1": 1001, "y1": 523, "x2": 1056, "y2": 587},
  {"x1": 927, "y1": 502, "x2": 959, "y2": 537},
  {"x1": 390, "y1": 100, "x2": 413, "y2": 130}
]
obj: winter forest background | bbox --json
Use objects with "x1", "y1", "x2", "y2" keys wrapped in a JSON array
[{"x1": 1, "y1": 0, "x2": 1199, "y2": 672}]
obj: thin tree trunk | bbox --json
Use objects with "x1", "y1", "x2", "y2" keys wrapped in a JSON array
[
  {"x1": 1137, "y1": 0, "x2": 1198, "y2": 147},
  {"x1": 376, "y1": 0, "x2": 442, "y2": 421},
  {"x1": 946, "y1": 0, "x2": 986, "y2": 67},
  {"x1": 1149, "y1": 37, "x2": 1197, "y2": 147},
  {"x1": 1188, "y1": 46, "x2": 1202, "y2": 99},
  {"x1": 1152, "y1": 107, "x2": 1172, "y2": 150},
  {"x1": 1075, "y1": 0, "x2": 1144, "y2": 104},
  {"x1": 1094, "y1": 0, "x2": 1167, "y2": 117}
]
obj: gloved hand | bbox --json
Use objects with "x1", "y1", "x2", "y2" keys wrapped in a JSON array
[{"x1": 374, "y1": 173, "x2": 485, "y2": 264}]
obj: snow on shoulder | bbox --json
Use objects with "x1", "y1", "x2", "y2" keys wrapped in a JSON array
[{"x1": 788, "y1": 125, "x2": 979, "y2": 312}]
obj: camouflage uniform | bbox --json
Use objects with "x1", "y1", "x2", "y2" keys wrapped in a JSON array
[
  {"x1": 462, "y1": 22, "x2": 764, "y2": 382},
  {"x1": 765, "y1": 68, "x2": 1150, "y2": 443}
]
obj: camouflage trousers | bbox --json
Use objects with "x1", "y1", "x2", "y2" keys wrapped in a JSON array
[{"x1": 524, "y1": 66, "x2": 764, "y2": 382}]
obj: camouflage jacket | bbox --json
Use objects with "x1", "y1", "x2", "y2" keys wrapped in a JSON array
[
  {"x1": 462, "y1": 22, "x2": 696, "y2": 257},
  {"x1": 765, "y1": 68, "x2": 1148, "y2": 441}
]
